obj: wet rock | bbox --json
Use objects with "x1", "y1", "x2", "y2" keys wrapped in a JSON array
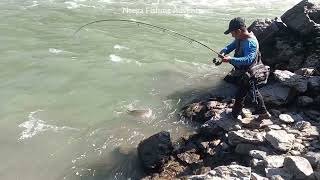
[
  {"x1": 304, "y1": 151, "x2": 320, "y2": 167},
  {"x1": 260, "y1": 83, "x2": 291, "y2": 106},
  {"x1": 265, "y1": 168, "x2": 293, "y2": 180},
  {"x1": 228, "y1": 129, "x2": 265, "y2": 146},
  {"x1": 273, "y1": 70, "x2": 308, "y2": 93},
  {"x1": 182, "y1": 102, "x2": 208, "y2": 123},
  {"x1": 279, "y1": 114, "x2": 295, "y2": 123},
  {"x1": 283, "y1": 156, "x2": 314, "y2": 179},
  {"x1": 266, "y1": 130, "x2": 295, "y2": 151},
  {"x1": 297, "y1": 96, "x2": 314, "y2": 106},
  {"x1": 249, "y1": 150, "x2": 267, "y2": 160},
  {"x1": 281, "y1": 0, "x2": 319, "y2": 35},
  {"x1": 264, "y1": 155, "x2": 285, "y2": 168},
  {"x1": 199, "y1": 120, "x2": 223, "y2": 138},
  {"x1": 187, "y1": 165, "x2": 251, "y2": 180},
  {"x1": 203, "y1": 111, "x2": 242, "y2": 132},
  {"x1": 138, "y1": 131, "x2": 173, "y2": 171},
  {"x1": 177, "y1": 149, "x2": 201, "y2": 165}
]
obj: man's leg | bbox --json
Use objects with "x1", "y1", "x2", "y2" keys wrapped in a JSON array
[
  {"x1": 255, "y1": 90, "x2": 271, "y2": 120},
  {"x1": 232, "y1": 85, "x2": 250, "y2": 118}
]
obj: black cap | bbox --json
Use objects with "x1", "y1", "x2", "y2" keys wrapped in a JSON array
[{"x1": 224, "y1": 17, "x2": 246, "y2": 35}]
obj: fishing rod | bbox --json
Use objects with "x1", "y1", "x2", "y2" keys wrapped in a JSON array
[{"x1": 74, "y1": 19, "x2": 224, "y2": 65}]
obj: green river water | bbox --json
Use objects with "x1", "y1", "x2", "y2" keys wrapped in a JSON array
[{"x1": 0, "y1": 0, "x2": 301, "y2": 179}]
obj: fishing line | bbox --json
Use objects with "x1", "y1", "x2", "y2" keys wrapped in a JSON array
[{"x1": 74, "y1": 19, "x2": 224, "y2": 58}]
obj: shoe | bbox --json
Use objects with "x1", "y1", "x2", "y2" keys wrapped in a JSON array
[{"x1": 256, "y1": 111, "x2": 271, "y2": 121}]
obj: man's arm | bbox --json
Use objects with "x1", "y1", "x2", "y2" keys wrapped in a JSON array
[
  {"x1": 220, "y1": 40, "x2": 236, "y2": 55},
  {"x1": 229, "y1": 39, "x2": 257, "y2": 66}
]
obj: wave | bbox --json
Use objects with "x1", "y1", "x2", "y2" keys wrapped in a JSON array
[{"x1": 18, "y1": 110, "x2": 79, "y2": 140}]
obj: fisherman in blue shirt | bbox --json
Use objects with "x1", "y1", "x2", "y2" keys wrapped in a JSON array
[{"x1": 220, "y1": 17, "x2": 271, "y2": 120}]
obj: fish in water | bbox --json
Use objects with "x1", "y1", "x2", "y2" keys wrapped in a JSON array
[{"x1": 126, "y1": 109, "x2": 152, "y2": 118}]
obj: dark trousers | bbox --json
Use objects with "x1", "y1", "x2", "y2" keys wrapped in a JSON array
[{"x1": 232, "y1": 75, "x2": 267, "y2": 118}]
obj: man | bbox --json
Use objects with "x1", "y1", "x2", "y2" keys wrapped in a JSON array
[{"x1": 220, "y1": 17, "x2": 271, "y2": 120}]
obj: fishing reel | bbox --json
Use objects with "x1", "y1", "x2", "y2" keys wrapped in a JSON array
[{"x1": 212, "y1": 57, "x2": 223, "y2": 66}]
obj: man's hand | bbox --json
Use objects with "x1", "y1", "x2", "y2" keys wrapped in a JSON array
[{"x1": 222, "y1": 56, "x2": 231, "y2": 63}]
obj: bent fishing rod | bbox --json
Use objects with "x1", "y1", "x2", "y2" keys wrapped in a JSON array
[{"x1": 74, "y1": 19, "x2": 224, "y2": 65}]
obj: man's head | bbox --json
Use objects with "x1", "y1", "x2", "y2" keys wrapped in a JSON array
[{"x1": 224, "y1": 17, "x2": 248, "y2": 39}]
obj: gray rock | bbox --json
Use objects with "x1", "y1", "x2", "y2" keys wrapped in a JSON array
[
  {"x1": 265, "y1": 168, "x2": 293, "y2": 180},
  {"x1": 297, "y1": 96, "x2": 314, "y2": 106},
  {"x1": 248, "y1": 18, "x2": 281, "y2": 43},
  {"x1": 295, "y1": 67, "x2": 317, "y2": 77},
  {"x1": 235, "y1": 143, "x2": 260, "y2": 155},
  {"x1": 304, "y1": 110, "x2": 320, "y2": 122},
  {"x1": 283, "y1": 156, "x2": 314, "y2": 179},
  {"x1": 228, "y1": 130, "x2": 265, "y2": 146},
  {"x1": 304, "y1": 53, "x2": 320, "y2": 68},
  {"x1": 260, "y1": 83, "x2": 291, "y2": 106},
  {"x1": 177, "y1": 150, "x2": 201, "y2": 164},
  {"x1": 279, "y1": 114, "x2": 295, "y2": 123},
  {"x1": 187, "y1": 165, "x2": 251, "y2": 180},
  {"x1": 249, "y1": 150, "x2": 267, "y2": 160},
  {"x1": 308, "y1": 76, "x2": 320, "y2": 94},
  {"x1": 304, "y1": 152, "x2": 320, "y2": 167},
  {"x1": 266, "y1": 130, "x2": 295, "y2": 151},
  {"x1": 264, "y1": 155, "x2": 285, "y2": 168},
  {"x1": 281, "y1": 0, "x2": 319, "y2": 35},
  {"x1": 288, "y1": 56, "x2": 304, "y2": 72},
  {"x1": 251, "y1": 172, "x2": 268, "y2": 180},
  {"x1": 273, "y1": 70, "x2": 308, "y2": 93},
  {"x1": 137, "y1": 131, "x2": 172, "y2": 171}
]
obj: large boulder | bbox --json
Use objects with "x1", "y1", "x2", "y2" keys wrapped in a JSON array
[
  {"x1": 283, "y1": 156, "x2": 314, "y2": 179},
  {"x1": 248, "y1": 18, "x2": 284, "y2": 44},
  {"x1": 259, "y1": 83, "x2": 291, "y2": 106},
  {"x1": 187, "y1": 165, "x2": 251, "y2": 180},
  {"x1": 137, "y1": 131, "x2": 173, "y2": 171},
  {"x1": 273, "y1": 70, "x2": 308, "y2": 93},
  {"x1": 265, "y1": 130, "x2": 295, "y2": 151},
  {"x1": 281, "y1": 0, "x2": 320, "y2": 36}
]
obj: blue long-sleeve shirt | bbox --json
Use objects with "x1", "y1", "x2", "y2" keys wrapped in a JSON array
[{"x1": 221, "y1": 37, "x2": 258, "y2": 68}]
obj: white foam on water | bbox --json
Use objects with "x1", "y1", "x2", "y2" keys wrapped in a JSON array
[
  {"x1": 18, "y1": 110, "x2": 79, "y2": 140},
  {"x1": 109, "y1": 54, "x2": 122, "y2": 62},
  {"x1": 49, "y1": 48, "x2": 63, "y2": 54},
  {"x1": 113, "y1": 44, "x2": 130, "y2": 50}
]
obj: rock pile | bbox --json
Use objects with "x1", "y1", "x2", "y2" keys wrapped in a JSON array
[{"x1": 137, "y1": 1, "x2": 320, "y2": 179}]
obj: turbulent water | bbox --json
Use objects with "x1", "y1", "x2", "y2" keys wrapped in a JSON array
[{"x1": 0, "y1": 0, "x2": 301, "y2": 179}]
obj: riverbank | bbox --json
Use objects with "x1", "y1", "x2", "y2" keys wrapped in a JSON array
[{"x1": 137, "y1": 0, "x2": 320, "y2": 179}]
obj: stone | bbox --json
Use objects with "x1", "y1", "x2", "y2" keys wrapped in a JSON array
[
  {"x1": 288, "y1": 56, "x2": 304, "y2": 72},
  {"x1": 297, "y1": 96, "x2": 314, "y2": 106},
  {"x1": 137, "y1": 131, "x2": 172, "y2": 171},
  {"x1": 279, "y1": 114, "x2": 295, "y2": 123},
  {"x1": 199, "y1": 120, "x2": 223, "y2": 137},
  {"x1": 235, "y1": 143, "x2": 260, "y2": 155},
  {"x1": 177, "y1": 150, "x2": 201, "y2": 164},
  {"x1": 248, "y1": 18, "x2": 282, "y2": 44},
  {"x1": 268, "y1": 125, "x2": 282, "y2": 130},
  {"x1": 294, "y1": 121, "x2": 311, "y2": 130},
  {"x1": 304, "y1": 53, "x2": 320, "y2": 68},
  {"x1": 283, "y1": 156, "x2": 314, "y2": 179},
  {"x1": 265, "y1": 168, "x2": 293, "y2": 180},
  {"x1": 304, "y1": 152, "x2": 320, "y2": 167},
  {"x1": 273, "y1": 70, "x2": 308, "y2": 93},
  {"x1": 249, "y1": 150, "x2": 267, "y2": 160},
  {"x1": 228, "y1": 129, "x2": 265, "y2": 146},
  {"x1": 295, "y1": 67, "x2": 317, "y2": 77},
  {"x1": 281, "y1": 0, "x2": 319, "y2": 35},
  {"x1": 266, "y1": 130, "x2": 295, "y2": 151},
  {"x1": 308, "y1": 76, "x2": 320, "y2": 94},
  {"x1": 251, "y1": 172, "x2": 268, "y2": 180},
  {"x1": 264, "y1": 155, "x2": 285, "y2": 168},
  {"x1": 304, "y1": 110, "x2": 320, "y2": 122},
  {"x1": 215, "y1": 111, "x2": 242, "y2": 131},
  {"x1": 187, "y1": 165, "x2": 251, "y2": 180},
  {"x1": 182, "y1": 102, "x2": 208, "y2": 123},
  {"x1": 260, "y1": 83, "x2": 291, "y2": 106},
  {"x1": 292, "y1": 143, "x2": 305, "y2": 152}
]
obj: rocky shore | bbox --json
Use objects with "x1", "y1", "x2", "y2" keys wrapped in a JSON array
[{"x1": 137, "y1": 1, "x2": 320, "y2": 179}]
